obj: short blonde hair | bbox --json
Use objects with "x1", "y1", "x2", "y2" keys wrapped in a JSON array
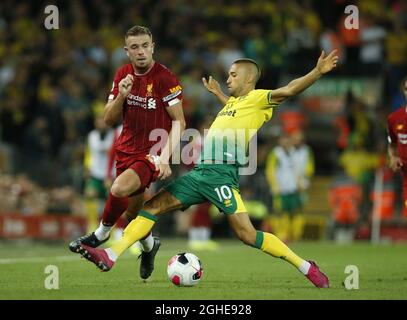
[{"x1": 125, "y1": 26, "x2": 153, "y2": 41}]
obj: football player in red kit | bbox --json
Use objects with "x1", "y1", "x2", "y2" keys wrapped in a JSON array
[
  {"x1": 387, "y1": 76, "x2": 407, "y2": 217},
  {"x1": 70, "y1": 26, "x2": 186, "y2": 280}
]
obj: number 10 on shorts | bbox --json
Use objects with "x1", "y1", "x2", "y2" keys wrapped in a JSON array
[{"x1": 214, "y1": 186, "x2": 232, "y2": 201}]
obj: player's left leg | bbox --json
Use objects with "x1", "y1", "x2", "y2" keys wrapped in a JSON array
[
  {"x1": 69, "y1": 169, "x2": 136, "y2": 252},
  {"x1": 226, "y1": 212, "x2": 329, "y2": 288},
  {"x1": 89, "y1": 161, "x2": 158, "y2": 266},
  {"x1": 92, "y1": 159, "x2": 157, "y2": 242},
  {"x1": 78, "y1": 168, "x2": 209, "y2": 272},
  {"x1": 124, "y1": 194, "x2": 161, "y2": 279},
  {"x1": 71, "y1": 158, "x2": 159, "y2": 255},
  {"x1": 125, "y1": 193, "x2": 155, "y2": 251},
  {"x1": 78, "y1": 189, "x2": 183, "y2": 272}
]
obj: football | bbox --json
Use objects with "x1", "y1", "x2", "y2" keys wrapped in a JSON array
[{"x1": 167, "y1": 252, "x2": 203, "y2": 287}]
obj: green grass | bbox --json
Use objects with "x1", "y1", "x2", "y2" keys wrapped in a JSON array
[{"x1": 0, "y1": 239, "x2": 407, "y2": 300}]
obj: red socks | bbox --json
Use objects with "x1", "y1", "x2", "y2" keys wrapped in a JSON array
[{"x1": 101, "y1": 192, "x2": 128, "y2": 226}]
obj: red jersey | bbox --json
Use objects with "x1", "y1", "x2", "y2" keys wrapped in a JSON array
[
  {"x1": 387, "y1": 105, "x2": 407, "y2": 164},
  {"x1": 108, "y1": 62, "x2": 182, "y2": 159}
]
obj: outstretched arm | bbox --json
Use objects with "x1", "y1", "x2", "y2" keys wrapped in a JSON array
[
  {"x1": 202, "y1": 76, "x2": 229, "y2": 106},
  {"x1": 270, "y1": 50, "x2": 339, "y2": 104}
]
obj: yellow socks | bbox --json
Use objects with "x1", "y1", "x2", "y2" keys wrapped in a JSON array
[
  {"x1": 291, "y1": 214, "x2": 305, "y2": 241},
  {"x1": 110, "y1": 210, "x2": 157, "y2": 258},
  {"x1": 85, "y1": 198, "x2": 99, "y2": 233},
  {"x1": 254, "y1": 231, "x2": 304, "y2": 268}
]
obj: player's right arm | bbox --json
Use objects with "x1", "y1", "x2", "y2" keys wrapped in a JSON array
[
  {"x1": 202, "y1": 76, "x2": 229, "y2": 106},
  {"x1": 104, "y1": 74, "x2": 134, "y2": 126}
]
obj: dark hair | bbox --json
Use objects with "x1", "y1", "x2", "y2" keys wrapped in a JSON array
[
  {"x1": 232, "y1": 58, "x2": 261, "y2": 82},
  {"x1": 125, "y1": 25, "x2": 153, "y2": 40}
]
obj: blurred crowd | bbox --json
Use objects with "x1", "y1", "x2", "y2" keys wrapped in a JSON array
[
  {"x1": 0, "y1": 173, "x2": 84, "y2": 215},
  {"x1": 0, "y1": 0, "x2": 406, "y2": 233}
]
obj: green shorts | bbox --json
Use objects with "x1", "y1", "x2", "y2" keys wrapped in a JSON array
[
  {"x1": 85, "y1": 177, "x2": 108, "y2": 199},
  {"x1": 274, "y1": 192, "x2": 302, "y2": 215},
  {"x1": 165, "y1": 164, "x2": 247, "y2": 215}
]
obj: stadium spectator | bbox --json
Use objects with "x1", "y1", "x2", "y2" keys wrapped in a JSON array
[
  {"x1": 0, "y1": 172, "x2": 83, "y2": 216},
  {"x1": 319, "y1": 28, "x2": 346, "y2": 66},
  {"x1": 266, "y1": 133, "x2": 303, "y2": 242},
  {"x1": 328, "y1": 172, "x2": 362, "y2": 243},
  {"x1": 339, "y1": 133, "x2": 381, "y2": 219},
  {"x1": 292, "y1": 129, "x2": 315, "y2": 211},
  {"x1": 358, "y1": 14, "x2": 386, "y2": 74},
  {"x1": 82, "y1": 110, "x2": 115, "y2": 232},
  {"x1": 370, "y1": 167, "x2": 397, "y2": 221},
  {"x1": 337, "y1": 12, "x2": 361, "y2": 73}
]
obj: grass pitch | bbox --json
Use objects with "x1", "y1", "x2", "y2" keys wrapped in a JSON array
[{"x1": 0, "y1": 239, "x2": 407, "y2": 300}]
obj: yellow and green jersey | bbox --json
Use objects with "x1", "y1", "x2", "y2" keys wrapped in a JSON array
[{"x1": 199, "y1": 89, "x2": 279, "y2": 166}]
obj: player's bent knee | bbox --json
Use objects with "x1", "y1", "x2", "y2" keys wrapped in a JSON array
[{"x1": 110, "y1": 183, "x2": 130, "y2": 198}]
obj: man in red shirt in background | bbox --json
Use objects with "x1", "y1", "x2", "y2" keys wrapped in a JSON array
[
  {"x1": 387, "y1": 76, "x2": 407, "y2": 217},
  {"x1": 69, "y1": 26, "x2": 186, "y2": 280}
]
